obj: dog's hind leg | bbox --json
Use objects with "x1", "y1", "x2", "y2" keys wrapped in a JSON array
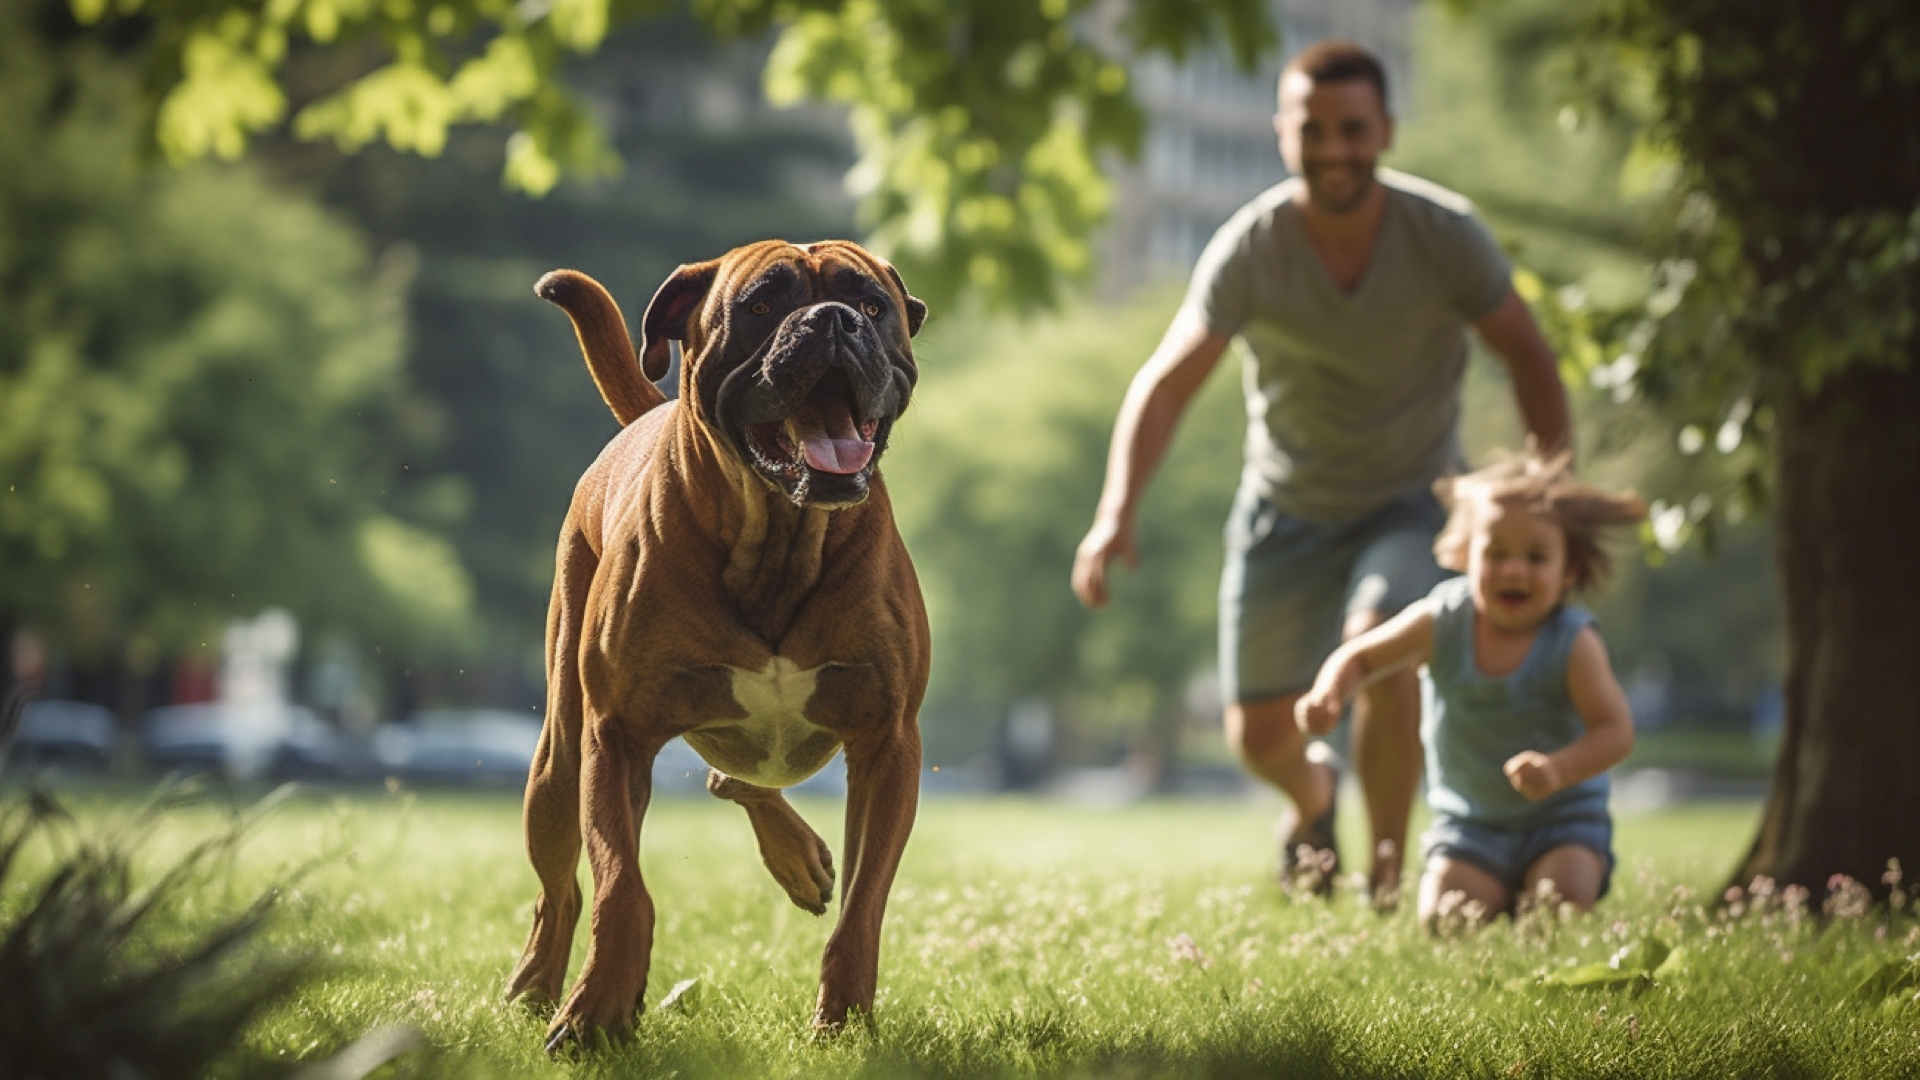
[
  {"x1": 707, "y1": 771, "x2": 836, "y2": 915},
  {"x1": 506, "y1": 530, "x2": 596, "y2": 1011}
]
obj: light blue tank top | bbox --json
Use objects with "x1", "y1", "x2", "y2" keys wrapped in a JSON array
[{"x1": 1421, "y1": 576, "x2": 1610, "y2": 826}]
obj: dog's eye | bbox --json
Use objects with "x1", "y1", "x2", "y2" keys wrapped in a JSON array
[
  {"x1": 750, "y1": 301, "x2": 771, "y2": 315},
  {"x1": 861, "y1": 300, "x2": 884, "y2": 319}
]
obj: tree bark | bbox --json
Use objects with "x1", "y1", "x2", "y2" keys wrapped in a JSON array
[{"x1": 1733, "y1": 361, "x2": 1920, "y2": 894}]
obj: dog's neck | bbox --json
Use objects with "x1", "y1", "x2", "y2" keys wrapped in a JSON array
[
  {"x1": 723, "y1": 469, "x2": 833, "y2": 639},
  {"x1": 672, "y1": 414, "x2": 848, "y2": 641}
]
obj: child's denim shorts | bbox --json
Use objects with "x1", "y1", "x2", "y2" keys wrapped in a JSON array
[{"x1": 1420, "y1": 813, "x2": 1615, "y2": 898}]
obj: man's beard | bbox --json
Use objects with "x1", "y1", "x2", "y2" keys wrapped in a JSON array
[{"x1": 1305, "y1": 163, "x2": 1376, "y2": 215}]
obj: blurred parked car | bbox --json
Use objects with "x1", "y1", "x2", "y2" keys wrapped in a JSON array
[
  {"x1": 375, "y1": 708, "x2": 542, "y2": 787},
  {"x1": 142, "y1": 702, "x2": 348, "y2": 782},
  {"x1": 4, "y1": 699, "x2": 119, "y2": 772}
]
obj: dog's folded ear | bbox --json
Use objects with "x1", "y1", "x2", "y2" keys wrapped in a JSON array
[
  {"x1": 641, "y1": 259, "x2": 721, "y2": 383},
  {"x1": 881, "y1": 264, "x2": 928, "y2": 338}
]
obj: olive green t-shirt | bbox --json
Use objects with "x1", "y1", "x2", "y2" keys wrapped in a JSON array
[{"x1": 1181, "y1": 168, "x2": 1512, "y2": 523}]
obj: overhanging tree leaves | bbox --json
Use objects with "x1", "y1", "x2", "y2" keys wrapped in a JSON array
[{"x1": 73, "y1": 0, "x2": 1273, "y2": 310}]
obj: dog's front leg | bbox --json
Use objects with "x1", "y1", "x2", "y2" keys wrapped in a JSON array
[
  {"x1": 708, "y1": 771, "x2": 836, "y2": 914},
  {"x1": 814, "y1": 724, "x2": 920, "y2": 1030},
  {"x1": 545, "y1": 715, "x2": 658, "y2": 1053},
  {"x1": 507, "y1": 531, "x2": 598, "y2": 1011}
]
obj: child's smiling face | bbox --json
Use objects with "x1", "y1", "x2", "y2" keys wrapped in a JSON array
[{"x1": 1466, "y1": 499, "x2": 1576, "y2": 632}]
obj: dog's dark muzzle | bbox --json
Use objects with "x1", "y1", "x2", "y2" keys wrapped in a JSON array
[
  {"x1": 738, "y1": 302, "x2": 900, "y2": 427},
  {"x1": 725, "y1": 301, "x2": 911, "y2": 502}
]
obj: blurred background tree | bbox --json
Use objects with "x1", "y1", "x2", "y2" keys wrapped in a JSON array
[
  {"x1": 1569, "y1": 0, "x2": 1919, "y2": 895},
  {"x1": 0, "y1": 1, "x2": 476, "y2": 722}
]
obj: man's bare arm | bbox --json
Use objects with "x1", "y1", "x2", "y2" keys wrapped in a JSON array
[
  {"x1": 1474, "y1": 289, "x2": 1572, "y2": 456},
  {"x1": 1071, "y1": 314, "x2": 1231, "y2": 608}
]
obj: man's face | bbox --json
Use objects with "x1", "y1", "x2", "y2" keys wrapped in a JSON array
[{"x1": 1274, "y1": 71, "x2": 1393, "y2": 215}]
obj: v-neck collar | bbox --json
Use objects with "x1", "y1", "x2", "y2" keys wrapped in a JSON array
[{"x1": 1295, "y1": 188, "x2": 1392, "y2": 304}]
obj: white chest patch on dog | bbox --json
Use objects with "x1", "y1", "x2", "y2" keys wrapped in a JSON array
[{"x1": 686, "y1": 657, "x2": 841, "y2": 788}]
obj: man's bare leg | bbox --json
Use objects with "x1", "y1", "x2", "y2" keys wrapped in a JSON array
[
  {"x1": 1225, "y1": 694, "x2": 1339, "y2": 888},
  {"x1": 1224, "y1": 693, "x2": 1328, "y2": 811}
]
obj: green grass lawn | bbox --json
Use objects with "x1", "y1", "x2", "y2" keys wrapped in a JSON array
[{"x1": 7, "y1": 783, "x2": 1918, "y2": 1079}]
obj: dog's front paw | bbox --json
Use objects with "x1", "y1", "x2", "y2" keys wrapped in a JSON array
[
  {"x1": 779, "y1": 826, "x2": 840, "y2": 910},
  {"x1": 768, "y1": 830, "x2": 836, "y2": 915},
  {"x1": 543, "y1": 985, "x2": 638, "y2": 1056},
  {"x1": 811, "y1": 997, "x2": 872, "y2": 1035},
  {"x1": 736, "y1": 798, "x2": 836, "y2": 914},
  {"x1": 509, "y1": 985, "x2": 558, "y2": 1019}
]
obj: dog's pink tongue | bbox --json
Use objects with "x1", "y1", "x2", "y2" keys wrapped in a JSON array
[{"x1": 797, "y1": 398, "x2": 873, "y2": 475}]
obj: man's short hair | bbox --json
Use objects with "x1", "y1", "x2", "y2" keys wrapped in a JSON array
[{"x1": 1281, "y1": 39, "x2": 1389, "y2": 110}]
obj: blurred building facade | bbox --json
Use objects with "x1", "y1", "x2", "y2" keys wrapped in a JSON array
[{"x1": 1096, "y1": 0, "x2": 1416, "y2": 297}]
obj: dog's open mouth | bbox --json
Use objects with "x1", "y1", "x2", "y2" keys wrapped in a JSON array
[{"x1": 743, "y1": 370, "x2": 882, "y2": 502}]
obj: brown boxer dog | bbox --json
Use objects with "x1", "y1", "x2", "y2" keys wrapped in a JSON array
[{"x1": 503, "y1": 240, "x2": 931, "y2": 1050}]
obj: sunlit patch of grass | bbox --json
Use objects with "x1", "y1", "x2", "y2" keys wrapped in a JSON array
[{"x1": 9, "y1": 786, "x2": 1916, "y2": 1079}]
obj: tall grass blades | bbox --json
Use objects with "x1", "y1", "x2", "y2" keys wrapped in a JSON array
[{"x1": 0, "y1": 784, "x2": 311, "y2": 1080}]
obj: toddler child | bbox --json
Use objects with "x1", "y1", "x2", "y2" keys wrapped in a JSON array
[{"x1": 1295, "y1": 450, "x2": 1646, "y2": 928}]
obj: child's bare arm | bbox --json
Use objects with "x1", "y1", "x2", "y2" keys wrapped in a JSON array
[
  {"x1": 1295, "y1": 602, "x2": 1436, "y2": 736},
  {"x1": 1504, "y1": 627, "x2": 1636, "y2": 800}
]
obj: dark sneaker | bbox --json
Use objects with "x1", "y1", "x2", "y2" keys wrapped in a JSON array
[{"x1": 1277, "y1": 753, "x2": 1341, "y2": 897}]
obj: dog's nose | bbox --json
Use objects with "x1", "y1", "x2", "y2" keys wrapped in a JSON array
[{"x1": 828, "y1": 303, "x2": 863, "y2": 336}]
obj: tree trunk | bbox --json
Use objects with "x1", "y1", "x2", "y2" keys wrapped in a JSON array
[{"x1": 1733, "y1": 361, "x2": 1920, "y2": 895}]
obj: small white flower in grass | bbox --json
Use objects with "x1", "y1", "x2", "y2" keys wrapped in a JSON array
[
  {"x1": 1823, "y1": 874, "x2": 1873, "y2": 920},
  {"x1": 1169, "y1": 932, "x2": 1211, "y2": 969}
]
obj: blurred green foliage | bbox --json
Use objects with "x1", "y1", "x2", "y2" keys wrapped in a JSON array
[
  {"x1": 889, "y1": 290, "x2": 1241, "y2": 756},
  {"x1": 0, "y1": 6, "x2": 478, "y2": 677},
  {"x1": 73, "y1": 0, "x2": 1275, "y2": 312},
  {"x1": 1435, "y1": 0, "x2": 1919, "y2": 533}
]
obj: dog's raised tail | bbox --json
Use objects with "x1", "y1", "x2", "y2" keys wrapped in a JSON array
[{"x1": 536, "y1": 270, "x2": 668, "y2": 426}]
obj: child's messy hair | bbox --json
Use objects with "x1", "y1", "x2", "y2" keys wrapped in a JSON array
[{"x1": 1432, "y1": 447, "x2": 1648, "y2": 593}]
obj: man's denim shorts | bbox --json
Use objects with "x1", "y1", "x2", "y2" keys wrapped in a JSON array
[
  {"x1": 1217, "y1": 484, "x2": 1449, "y2": 703},
  {"x1": 1420, "y1": 813, "x2": 1616, "y2": 898}
]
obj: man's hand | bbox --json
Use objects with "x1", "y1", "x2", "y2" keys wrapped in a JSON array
[
  {"x1": 1071, "y1": 516, "x2": 1138, "y2": 609},
  {"x1": 1503, "y1": 751, "x2": 1563, "y2": 801},
  {"x1": 1293, "y1": 689, "x2": 1343, "y2": 736}
]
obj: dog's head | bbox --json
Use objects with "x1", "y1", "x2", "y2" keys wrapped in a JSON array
[{"x1": 639, "y1": 240, "x2": 927, "y2": 509}]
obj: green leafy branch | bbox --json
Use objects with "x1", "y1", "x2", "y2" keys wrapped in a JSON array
[{"x1": 76, "y1": 0, "x2": 1274, "y2": 311}]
